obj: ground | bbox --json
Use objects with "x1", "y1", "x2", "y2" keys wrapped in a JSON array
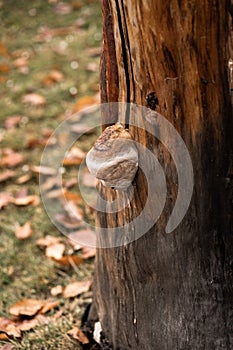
[{"x1": 0, "y1": 0, "x2": 102, "y2": 348}]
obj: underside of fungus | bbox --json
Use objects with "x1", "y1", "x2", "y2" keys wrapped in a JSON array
[{"x1": 86, "y1": 123, "x2": 138, "y2": 190}]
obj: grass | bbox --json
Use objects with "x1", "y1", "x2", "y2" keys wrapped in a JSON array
[{"x1": 0, "y1": 0, "x2": 102, "y2": 348}]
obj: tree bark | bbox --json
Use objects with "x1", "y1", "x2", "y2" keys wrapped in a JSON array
[{"x1": 92, "y1": 1, "x2": 233, "y2": 349}]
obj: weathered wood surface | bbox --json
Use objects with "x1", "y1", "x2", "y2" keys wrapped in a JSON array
[{"x1": 92, "y1": 1, "x2": 233, "y2": 349}]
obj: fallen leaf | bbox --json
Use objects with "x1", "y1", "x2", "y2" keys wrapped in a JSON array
[
  {"x1": 53, "y1": 255, "x2": 83, "y2": 266},
  {"x1": 63, "y1": 191, "x2": 82, "y2": 204},
  {"x1": 40, "y1": 300, "x2": 60, "y2": 314},
  {"x1": 63, "y1": 280, "x2": 91, "y2": 298},
  {"x1": 0, "y1": 192, "x2": 12, "y2": 209},
  {"x1": 22, "y1": 93, "x2": 46, "y2": 106},
  {"x1": 0, "y1": 42, "x2": 9, "y2": 57},
  {"x1": 64, "y1": 178, "x2": 78, "y2": 189},
  {"x1": 31, "y1": 165, "x2": 56, "y2": 176},
  {"x1": 17, "y1": 314, "x2": 49, "y2": 331},
  {"x1": 9, "y1": 299, "x2": 44, "y2": 317},
  {"x1": 16, "y1": 173, "x2": 31, "y2": 184},
  {"x1": 0, "y1": 170, "x2": 15, "y2": 183},
  {"x1": 0, "y1": 152, "x2": 24, "y2": 168},
  {"x1": 64, "y1": 201, "x2": 83, "y2": 221},
  {"x1": 81, "y1": 246, "x2": 96, "y2": 259},
  {"x1": 50, "y1": 285, "x2": 63, "y2": 296},
  {"x1": 0, "y1": 317, "x2": 20, "y2": 338},
  {"x1": 69, "y1": 229, "x2": 96, "y2": 248},
  {"x1": 67, "y1": 326, "x2": 89, "y2": 344},
  {"x1": 36, "y1": 235, "x2": 61, "y2": 247},
  {"x1": 0, "y1": 64, "x2": 10, "y2": 73},
  {"x1": 45, "y1": 243, "x2": 65, "y2": 260},
  {"x1": 43, "y1": 69, "x2": 64, "y2": 85},
  {"x1": 0, "y1": 333, "x2": 9, "y2": 341},
  {"x1": 13, "y1": 57, "x2": 29, "y2": 69},
  {"x1": 4, "y1": 115, "x2": 23, "y2": 129},
  {"x1": 11, "y1": 195, "x2": 40, "y2": 206},
  {"x1": 15, "y1": 222, "x2": 32, "y2": 240},
  {"x1": 72, "y1": 95, "x2": 99, "y2": 113},
  {"x1": 63, "y1": 146, "x2": 85, "y2": 166},
  {"x1": 40, "y1": 177, "x2": 60, "y2": 191},
  {"x1": 45, "y1": 188, "x2": 63, "y2": 199}
]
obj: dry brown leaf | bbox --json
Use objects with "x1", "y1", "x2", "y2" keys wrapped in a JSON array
[
  {"x1": 31, "y1": 165, "x2": 56, "y2": 176},
  {"x1": 0, "y1": 152, "x2": 24, "y2": 168},
  {"x1": 63, "y1": 146, "x2": 85, "y2": 166},
  {"x1": 0, "y1": 42, "x2": 9, "y2": 57},
  {"x1": 43, "y1": 69, "x2": 64, "y2": 85},
  {"x1": 45, "y1": 188, "x2": 63, "y2": 199},
  {"x1": 16, "y1": 314, "x2": 49, "y2": 332},
  {"x1": 9, "y1": 299, "x2": 45, "y2": 317},
  {"x1": 0, "y1": 192, "x2": 12, "y2": 209},
  {"x1": 0, "y1": 170, "x2": 15, "y2": 183},
  {"x1": 64, "y1": 178, "x2": 78, "y2": 189},
  {"x1": 67, "y1": 326, "x2": 89, "y2": 344},
  {"x1": 40, "y1": 177, "x2": 60, "y2": 191},
  {"x1": 64, "y1": 201, "x2": 83, "y2": 221},
  {"x1": 53, "y1": 255, "x2": 83, "y2": 266},
  {"x1": 68, "y1": 229, "x2": 96, "y2": 248},
  {"x1": 0, "y1": 64, "x2": 10, "y2": 73},
  {"x1": 71, "y1": 95, "x2": 99, "y2": 113},
  {"x1": 50, "y1": 285, "x2": 63, "y2": 296},
  {"x1": 40, "y1": 300, "x2": 60, "y2": 314},
  {"x1": 4, "y1": 115, "x2": 23, "y2": 129},
  {"x1": 11, "y1": 195, "x2": 40, "y2": 206},
  {"x1": 15, "y1": 222, "x2": 32, "y2": 240},
  {"x1": 63, "y1": 280, "x2": 91, "y2": 298},
  {"x1": 0, "y1": 333, "x2": 9, "y2": 341},
  {"x1": 81, "y1": 246, "x2": 96, "y2": 259},
  {"x1": 13, "y1": 57, "x2": 29, "y2": 68},
  {"x1": 22, "y1": 93, "x2": 46, "y2": 106},
  {"x1": 45, "y1": 243, "x2": 65, "y2": 260},
  {"x1": 36, "y1": 235, "x2": 61, "y2": 247},
  {"x1": 63, "y1": 190, "x2": 82, "y2": 204},
  {"x1": 16, "y1": 174, "x2": 31, "y2": 184},
  {"x1": 0, "y1": 317, "x2": 21, "y2": 338}
]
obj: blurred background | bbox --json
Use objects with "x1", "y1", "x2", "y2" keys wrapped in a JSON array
[{"x1": 0, "y1": 0, "x2": 102, "y2": 348}]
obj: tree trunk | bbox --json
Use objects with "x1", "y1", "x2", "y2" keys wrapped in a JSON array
[{"x1": 92, "y1": 1, "x2": 233, "y2": 349}]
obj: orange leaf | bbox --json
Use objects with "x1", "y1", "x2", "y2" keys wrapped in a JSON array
[
  {"x1": 45, "y1": 243, "x2": 65, "y2": 260},
  {"x1": 0, "y1": 152, "x2": 23, "y2": 168},
  {"x1": 63, "y1": 280, "x2": 91, "y2": 298},
  {"x1": 9, "y1": 299, "x2": 45, "y2": 317},
  {"x1": 0, "y1": 317, "x2": 21, "y2": 338},
  {"x1": 63, "y1": 146, "x2": 85, "y2": 166},
  {"x1": 0, "y1": 192, "x2": 12, "y2": 209},
  {"x1": 53, "y1": 255, "x2": 83, "y2": 266},
  {"x1": 0, "y1": 170, "x2": 15, "y2": 183},
  {"x1": 72, "y1": 95, "x2": 99, "y2": 113},
  {"x1": 43, "y1": 70, "x2": 64, "y2": 85},
  {"x1": 16, "y1": 314, "x2": 49, "y2": 332},
  {"x1": 11, "y1": 195, "x2": 40, "y2": 206},
  {"x1": 16, "y1": 174, "x2": 31, "y2": 184},
  {"x1": 40, "y1": 300, "x2": 60, "y2": 314},
  {"x1": 81, "y1": 246, "x2": 96, "y2": 259},
  {"x1": 15, "y1": 222, "x2": 32, "y2": 240},
  {"x1": 67, "y1": 327, "x2": 89, "y2": 344}
]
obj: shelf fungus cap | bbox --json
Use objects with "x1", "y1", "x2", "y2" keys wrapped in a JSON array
[{"x1": 86, "y1": 123, "x2": 138, "y2": 190}]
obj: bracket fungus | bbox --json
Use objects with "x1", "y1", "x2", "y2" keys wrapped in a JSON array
[{"x1": 86, "y1": 123, "x2": 138, "y2": 190}]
